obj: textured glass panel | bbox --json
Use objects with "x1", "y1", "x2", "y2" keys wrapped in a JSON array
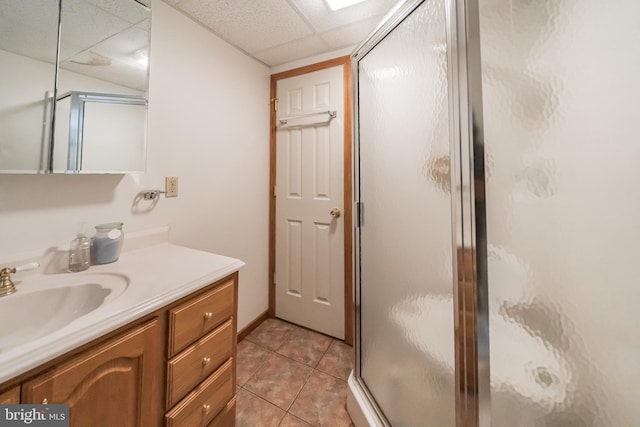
[
  {"x1": 480, "y1": 0, "x2": 640, "y2": 425},
  {"x1": 357, "y1": 0, "x2": 455, "y2": 425}
]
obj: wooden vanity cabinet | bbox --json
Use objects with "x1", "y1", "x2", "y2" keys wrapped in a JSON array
[
  {"x1": 0, "y1": 386, "x2": 20, "y2": 404},
  {"x1": 21, "y1": 319, "x2": 163, "y2": 426},
  {"x1": 165, "y1": 277, "x2": 237, "y2": 427},
  {"x1": 207, "y1": 397, "x2": 237, "y2": 427},
  {"x1": 0, "y1": 272, "x2": 239, "y2": 427}
]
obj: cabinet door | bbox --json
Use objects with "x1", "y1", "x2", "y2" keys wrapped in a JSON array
[
  {"x1": 22, "y1": 319, "x2": 162, "y2": 427},
  {"x1": 0, "y1": 386, "x2": 19, "y2": 404}
]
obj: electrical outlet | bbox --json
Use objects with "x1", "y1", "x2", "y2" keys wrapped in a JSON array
[{"x1": 165, "y1": 176, "x2": 178, "y2": 197}]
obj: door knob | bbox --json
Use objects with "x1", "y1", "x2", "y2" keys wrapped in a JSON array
[{"x1": 330, "y1": 208, "x2": 341, "y2": 218}]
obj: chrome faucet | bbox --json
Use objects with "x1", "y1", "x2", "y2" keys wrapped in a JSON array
[{"x1": 0, "y1": 262, "x2": 40, "y2": 297}]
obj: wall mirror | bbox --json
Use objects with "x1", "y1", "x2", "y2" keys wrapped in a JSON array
[{"x1": 0, "y1": 0, "x2": 150, "y2": 174}]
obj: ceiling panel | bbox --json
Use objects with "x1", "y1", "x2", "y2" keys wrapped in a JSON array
[
  {"x1": 176, "y1": 0, "x2": 314, "y2": 54},
  {"x1": 319, "y1": 15, "x2": 385, "y2": 49},
  {"x1": 166, "y1": 0, "x2": 400, "y2": 66},
  {"x1": 60, "y1": 0, "x2": 134, "y2": 61},
  {"x1": 59, "y1": 22, "x2": 149, "y2": 91},
  {"x1": 252, "y1": 35, "x2": 330, "y2": 66},
  {"x1": 84, "y1": 0, "x2": 150, "y2": 24},
  {"x1": 289, "y1": 0, "x2": 397, "y2": 33},
  {"x1": 0, "y1": 0, "x2": 59, "y2": 63},
  {"x1": 1, "y1": 0, "x2": 399, "y2": 69}
]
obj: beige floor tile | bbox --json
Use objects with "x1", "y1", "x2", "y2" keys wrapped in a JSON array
[
  {"x1": 237, "y1": 340, "x2": 273, "y2": 386},
  {"x1": 245, "y1": 318, "x2": 298, "y2": 351},
  {"x1": 244, "y1": 353, "x2": 313, "y2": 410},
  {"x1": 277, "y1": 327, "x2": 333, "y2": 367},
  {"x1": 316, "y1": 340, "x2": 353, "y2": 381},
  {"x1": 236, "y1": 388, "x2": 285, "y2": 427},
  {"x1": 280, "y1": 413, "x2": 315, "y2": 427},
  {"x1": 289, "y1": 371, "x2": 352, "y2": 427}
]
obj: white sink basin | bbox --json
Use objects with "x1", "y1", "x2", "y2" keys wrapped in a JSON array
[{"x1": 0, "y1": 273, "x2": 129, "y2": 352}]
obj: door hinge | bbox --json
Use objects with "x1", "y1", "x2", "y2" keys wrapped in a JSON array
[
  {"x1": 273, "y1": 185, "x2": 278, "y2": 198},
  {"x1": 271, "y1": 97, "x2": 279, "y2": 112},
  {"x1": 356, "y1": 201, "x2": 364, "y2": 227}
]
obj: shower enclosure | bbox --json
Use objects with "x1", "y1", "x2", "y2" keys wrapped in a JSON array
[{"x1": 348, "y1": 0, "x2": 640, "y2": 426}]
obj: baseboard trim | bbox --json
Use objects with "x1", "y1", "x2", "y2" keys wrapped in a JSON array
[{"x1": 238, "y1": 310, "x2": 270, "y2": 342}]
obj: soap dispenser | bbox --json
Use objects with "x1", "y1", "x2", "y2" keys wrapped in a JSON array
[{"x1": 69, "y1": 223, "x2": 90, "y2": 272}]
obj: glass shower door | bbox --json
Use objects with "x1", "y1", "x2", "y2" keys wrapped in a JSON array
[
  {"x1": 479, "y1": 0, "x2": 640, "y2": 424},
  {"x1": 355, "y1": 0, "x2": 456, "y2": 425}
]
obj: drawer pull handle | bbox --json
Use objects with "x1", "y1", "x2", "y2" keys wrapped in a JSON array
[
  {"x1": 202, "y1": 357, "x2": 211, "y2": 366},
  {"x1": 42, "y1": 398, "x2": 48, "y2": 404},
  {"x1": 203, "y1": 403, "x2": 211, "y2": 415},
  {"x1": 203, "y1": 312, "x2": 213, "y2": 321}
]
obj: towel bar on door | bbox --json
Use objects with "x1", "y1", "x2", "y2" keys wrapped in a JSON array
[{"x1": 278, "y1": 110, "x2": 336, "y2": 125}]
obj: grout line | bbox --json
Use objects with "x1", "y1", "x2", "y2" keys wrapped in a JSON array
[
  {"x1": 241, "y1": 386, "x2": 289, "y2": 420},
  {"x1": 275, "y1": 317, "x2": 338, "y2": 340},
  {"x1": 239, "y1": 321, "x2": 353, "y2": 426},
  {"x1": 284, "y1": 359, "x2": 316, "y2": 413},
  {"x1": 285, "y1": 366, "x2": 314, "y2": 414},
  {"x1": 274, "y1": 328, "x2": 295, "y2": 352},
  {"x1": 241, "y1": 339, "x2": 309, "y2": 413},
  {"x1": 315, "y1": 367, "x2": 350, "y2": 383},
  {"x1": 239, "y1": 350, "x2": 276, "y2": 388},
  {"x1": 281, "y1": 412, "x2": 314, "y2": 427}
]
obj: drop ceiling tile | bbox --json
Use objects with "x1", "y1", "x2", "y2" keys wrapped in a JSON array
[
  {"x1": 135, "y1": 17, "x2": 151, "y2": 32},
  {"x1": 78, "y1": 25, "x2": 149, "y2": 60},
  {"x1": 252, "y1": 35, "x2": 329, "y2": 66},
  {"x1": 60, "y1": 0, "x2": 133, "y2": 61},
  {"x1": 59, "y1": 10, "x2": 150, "y2": 91},
  {"x1": 0, "y1": 0, "x2": 58, "y2": 34},
  {"x1": 319, "y1": 15, "x2": 384, "y2": 49},
  {"x1": 0, "y1": 0, "x2": 59, "y2": 63},
  {"x1": 289, "y1": 0, "x2": 397, "y2": 32},
  {"x1": 60, "y1": 55, "x2": 148, "y2": 91},
  {"x1": 176, "y1": 0, "x2": 313, "y2": 53},
  {"x1": 84, "y1": 0, "x2": 150, "y2": 25}
]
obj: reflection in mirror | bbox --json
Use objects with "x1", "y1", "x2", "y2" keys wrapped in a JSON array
[
  {"x1": 0, "y1": 1, "x2": 59, "y2": 173},
  {"x1": 55, "y1": 0, "x2": 150, "y2": 173},
  {"x1": 0, "y1": 0, "x2": 150, "y2": 174},
  {"x1": 53, "y1": 91, "x2": 147, "y2": 173}
]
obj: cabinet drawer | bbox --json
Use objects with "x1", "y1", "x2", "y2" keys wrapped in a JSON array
[
  {"x1": 207, "y1": 396, "x2": 236, "y2": 427},
  {"x1": 165, "y1": 359, "x2": 234, "y2": 427},
  {"x1": 167, "y1": 319, "x2": 233, "y2": 408},
  {"x1": 169, "y1": 280, "x2": 234, "y2": 357},
  {"x1": 0, "y1": 386, "x2": 20, "y2": 404}
]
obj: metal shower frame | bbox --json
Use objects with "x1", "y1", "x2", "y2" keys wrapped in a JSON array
[{"x1": 351, "y1": 0, "x2": 489, "y2": 425}]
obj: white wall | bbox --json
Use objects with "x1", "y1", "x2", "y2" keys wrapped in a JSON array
[
  {"x1": 0, "y1": 0, "x2": 271, "y2": 330},
  {"x1": 0, "y1": 50, "x2": 55, "y2": 171}
]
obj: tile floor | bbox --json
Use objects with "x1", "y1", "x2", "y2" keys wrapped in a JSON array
[{"x1": 236, "y1": 318, "x2": 354, "y2": 427}]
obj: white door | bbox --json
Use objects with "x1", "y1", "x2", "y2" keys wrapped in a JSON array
[{"x1": 275, "y1": 65, "x2": 345, "y2": 339}]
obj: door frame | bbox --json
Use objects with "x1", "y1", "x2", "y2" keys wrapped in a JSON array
[{"x1": 268, "y1": 55, "x2": 353, "y2": 345}]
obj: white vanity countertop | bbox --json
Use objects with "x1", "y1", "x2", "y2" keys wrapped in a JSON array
[{"x1": 0, "y1": 240, "x2": 245, "y2": 384}]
